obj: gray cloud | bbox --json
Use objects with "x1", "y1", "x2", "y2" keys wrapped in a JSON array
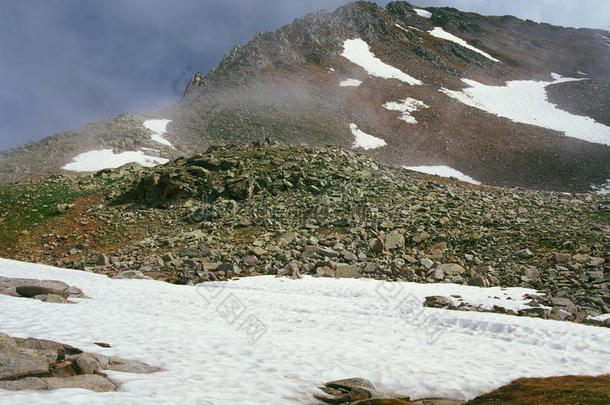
[{"x1": 1, "y1": 0, "x2": 606, "y2": 151}]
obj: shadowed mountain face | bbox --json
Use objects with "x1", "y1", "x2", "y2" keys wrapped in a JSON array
[{"x1": 1, "y1": 1, "x2": 609, "y2": 192}]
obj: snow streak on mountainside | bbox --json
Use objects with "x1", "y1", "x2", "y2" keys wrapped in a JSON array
[
  {"x1": 1, "y1": 258, "x2": 609, "y2": 404},
  {"x1": 403, "y1": 165, "x2": 481, "y2": 184},
  {"x1": 144, "y1": 119, "x2": 174, "y2": 148},
  {"x1": 350, "y1": 123, "x2": 386, "y2": 150},
  {"x1": 428, "y1": 27, "x2": 500, "y2": 62},
  {"x1": 341, "y1": 38, "x2": 422, "y2": 85}
]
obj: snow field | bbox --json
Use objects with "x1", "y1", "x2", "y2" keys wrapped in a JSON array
[
  {"x1": 441, "y1": 75, "x2": 610, "y2": 145},
  {"x1": 61, "y1": 149, "x2": 168, "y2": 172},
  {"x1": 1, "y1": 258, "x2": 609, "y2": 405},
  {"x1": 62, "y1": 118, "x2": 174, "y2": 172}
]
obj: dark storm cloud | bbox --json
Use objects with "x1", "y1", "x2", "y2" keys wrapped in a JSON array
[{"x1": 0, "y1": 0, "x2": 606, "y2": 151}]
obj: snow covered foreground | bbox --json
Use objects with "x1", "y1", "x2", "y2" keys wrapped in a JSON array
[{"x1": 1, "y1": 258, "x2": 609, "y2": 405}]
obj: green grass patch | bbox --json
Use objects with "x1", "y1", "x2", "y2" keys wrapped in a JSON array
[{"x1": 0, "y1": 180, "x2": 99, "y2": 248}]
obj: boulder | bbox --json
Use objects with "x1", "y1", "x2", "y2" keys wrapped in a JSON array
[
  {"x1": 113, "y1": 270, "x2": 150, "y2": 279},
  {"x1": 335, "y1": 264, "x2": 362, "y2": 279},
  {"x1": 368, "y1": 238, "x2": 385, "y2": 254},
  {"x1": 424, "y1": 296, "x2": 454, "y2": 308},
  {"x1": 468, "y1": 274, "x2": 489, "y2": 287},
  {"x1": 0, "y1": 375, "x2": 119, "y2": 392},
  {"x1": 385, "y1": 231, "x2": 405, "y2": 250},
  {"x1": 439, "y1": 263, "x2": 466, "y2": 276}
]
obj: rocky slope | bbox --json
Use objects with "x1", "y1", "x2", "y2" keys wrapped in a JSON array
[
  {"x1": 1, "y1": 141, "x2": 608, "y2": 325},
  {"x1": 0, "y1": 1, "x2": 608, "y2": 192}
]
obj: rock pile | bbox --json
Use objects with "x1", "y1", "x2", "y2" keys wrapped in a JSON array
[
  {"x1": 5, "y1": 142, "x2": 609, "y2": 326},
  {"x1": 0, "y1": 333, "x2": 160, "y2": 392}
]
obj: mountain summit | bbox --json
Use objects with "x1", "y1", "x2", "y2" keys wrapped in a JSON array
[{"x1": 1, "y1": 1, "x2": 609, "y2": 191}]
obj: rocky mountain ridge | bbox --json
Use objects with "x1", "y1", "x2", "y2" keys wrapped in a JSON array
[{"x1": 0, "y1": 1, "x2": 608, "y2": 192}]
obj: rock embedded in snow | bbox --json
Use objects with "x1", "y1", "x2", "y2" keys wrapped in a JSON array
[{"x1": 0, "y1": 333, "x2": 160, "y2": 392}]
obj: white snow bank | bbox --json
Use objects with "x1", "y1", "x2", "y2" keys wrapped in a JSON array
[
  {"x1": 62, "y1": 149, "x2": 168, "y2": 172},
  {"x1": 340, "y1": 78, "x2": 362, "y2": 87},
  {"x1": 383, "y1": 97, "x2": 429, "y2": 124},
  {"x1": 143, "y1": 119, "x2": 174, "y2": 148},
  {"x1": 403, "y1": 165, "x2": 481, "y2": 185},
  {"x1": 342, "y1": 39, "x2": 422, "y2": 85},
  {"x1": 1, "y1": 258, "x2": 609, "y2": 404},
  {"x1": 429, "y1": 27, "x2": 500, "y2": 62},
  {"x1": 350, "y1": 123, "x2": 386, "y2": 150},
  {"x1": 441, "y1": 74, "x2": 610, "y2": 145},
  {"x1": 414, "y1": 8, "x2": 432, "y2": 18}
]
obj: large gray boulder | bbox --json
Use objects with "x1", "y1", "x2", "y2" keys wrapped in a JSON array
[{"x1": 0, "y1": 333, "x2": 160, "y2": 392}]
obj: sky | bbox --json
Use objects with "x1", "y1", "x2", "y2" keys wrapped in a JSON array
[{"x1": 0, "y1": 0, "x2": 608, "y2": 152}]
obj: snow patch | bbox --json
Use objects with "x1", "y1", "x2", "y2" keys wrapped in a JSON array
[
  {"x1": 383, "y1": 97, "x2": 429, "y2": 124},
  {"x1": 440, "y1": 74, "x2": 610, "y2": 145},
  {"x1": 340, "y1": 78, "x2": 362, "y2": 87},
  {"x1": 577, "y1": 70, "x2": 588, "y2": 76},
  {"x1": 143, "y1": 119, "x2": 174, "y2": 148},
  {"x1": 350, "y1": 123, "x2": 386, "y2": 150},
  {"x1": 592, "y1": 180, "x2": 610, "y2": 195},
  {"x1": 429, "y1": 27, "x2": 500, "y2": 62},
  {"x1": 1, "y1": 258, "x2": 609, "y2": 404},
  {"x1": 413, "y1": 8, "x2": 432, "y2": 18},
  {"x1": 341, "y1": 39, "x2": 422, "y2": 85},
  {"x1": 62, "y1": 149, "x2": 168, "y2": 172},
  {"x1": 588, "y1": 313, "x2": 610, "y2": 322},
  {"x1": 403, "y1": 165, "x2": 481, "y2": 185}
]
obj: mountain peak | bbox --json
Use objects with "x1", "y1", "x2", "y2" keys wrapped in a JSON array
[{"x1": 0, "y1": 1, "x2": 608, "y2": 193}]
